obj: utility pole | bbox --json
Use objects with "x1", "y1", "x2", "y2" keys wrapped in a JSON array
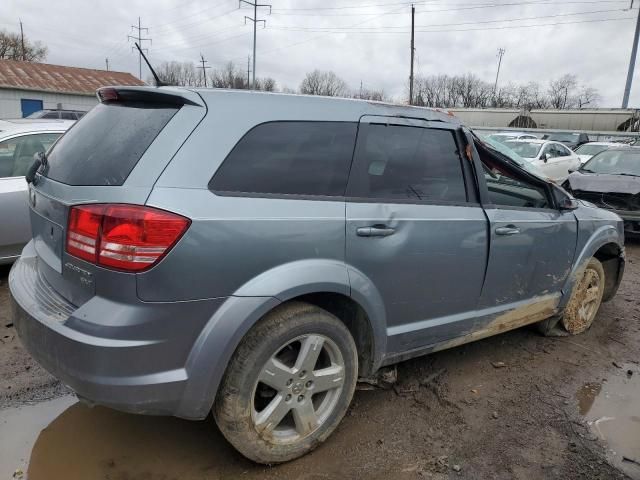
[
  {"x1": 622, "y1": 0, "x2": 640, "y2": 108},
  {"x1": 199, "y1": 53, "x2": 211, "y2": 88},
  {"x1": 409, "y1": 5, "x2": 415, "y2": 105},
  {"x1": 246, "y1": 55, "x2": 252, "y2": 88},
  {"x1": 105, "y1": 58, "x2": 109, "y2": 71},
  {"x1": 128, "y1": 17, "x2": 152, "y2": 80},
  {"x1": 493, "y1": 48, "x2": 506, "y2": 105},
  {"x1": 240, "y1": 0, "x2": 271, "y2": 90},
  {"x1": 19, "y1": 19, "x2": 25, "y2": 61}
]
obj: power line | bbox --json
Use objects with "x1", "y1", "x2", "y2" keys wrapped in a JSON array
[
  {"x1": 240, "y1": 0, "x2": 272, "y2": 89},
  {"x1": 269, "y1": 7, "x2": 632, "y2": 32},
  {"x1": 269, "y1": 0, "x2": 629, "y2": 16},
  {"x1": 268, "y1": 14, "x2": 635, "y2": 34},
  {"x1": 128, "y1": 17, "x2": 152, "y2": 80}
]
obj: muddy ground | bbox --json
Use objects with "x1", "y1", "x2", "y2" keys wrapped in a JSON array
[{"x1": 0, "y1": 243, "x2": 639, "y2": 480}]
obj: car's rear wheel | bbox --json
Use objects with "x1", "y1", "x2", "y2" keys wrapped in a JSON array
[
  {"x1": 214, "y1": 302, "x2": 358, "y2": 464},
  {"x1": 560, "y1": 257, "x2": 605, "y2": 335}
]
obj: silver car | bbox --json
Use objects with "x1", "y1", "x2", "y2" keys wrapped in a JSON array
[
  {"x1": 0, "y1": 119, "x2": 73, "y2": 264},
  {"x1": 9, "y1": 87, "x2": 625, "y2": 464}
]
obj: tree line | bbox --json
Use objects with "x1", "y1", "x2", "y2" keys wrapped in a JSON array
[
  {"x1": 0, "y1": 29, "x2": 47, "y2": 62},
  {"x1": 413, "y1": 73, "x2": 600, "y2": 110},
  {"x1": 1, "y1": 27, "x2": 602, "y2": 110}
]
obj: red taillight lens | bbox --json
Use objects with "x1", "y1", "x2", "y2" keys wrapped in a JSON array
[{"x1": 66, "y1": 204, "x2": 190, "y2": 272}]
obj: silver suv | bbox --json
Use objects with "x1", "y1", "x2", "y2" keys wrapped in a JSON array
[{"x1": 9, "y1": 87, "x2": 625, "y2": 463}]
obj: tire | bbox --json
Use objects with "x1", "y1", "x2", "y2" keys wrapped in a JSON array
[
  {"x1": 560, "y1": 257, "x2": 606, "y2": 335},
  {"x1": 214, "y1": 301, "x2": 358, "y2": 464}
]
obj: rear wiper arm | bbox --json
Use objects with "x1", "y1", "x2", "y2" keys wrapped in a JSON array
[{"x1": 25, "y1": 151, "x2": 46, "y2": 184}]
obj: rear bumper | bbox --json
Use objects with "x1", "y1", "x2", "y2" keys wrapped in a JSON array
[{"x1": 9, "y1": 245, "x2": 228, "y2": 419}]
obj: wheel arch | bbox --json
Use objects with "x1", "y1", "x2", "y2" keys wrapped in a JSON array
[
  {"x1": 559, "y1": 225, "x2": 625, "y2": 310},
  {"x1": 177, "y1": 259, "x2": 387, "y2": 419}
]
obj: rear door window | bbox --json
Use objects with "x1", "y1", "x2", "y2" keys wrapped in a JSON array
[
  {"x1": 210, "y1": 121, "x2": 357, "y2": 197},
  {"x1": 42, "y1": 101, "x2": 178, "y2": 186},
  {"x1": 346, "y1": 124, "x2": 467, "y2": 203}
]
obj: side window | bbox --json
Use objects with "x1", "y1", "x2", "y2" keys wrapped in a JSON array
[
  {"x1": 482, "y1": 160, "x2": 550, "y2": 209},
  {"x1": 42, "y1": 111, "x2": 59, "y2": 119},
  {"x1": 61, "y1": 112, "x2": 76, "y2": 120},
  {"x1": 210, "y1": 122, "x2": 357, "y2": 196},
  {"x1": 346, "y1": 124, "x2": 467, "y2": 203},
  {"x1": 0, "y1": 133, "x2": 62, "y2": 178},
  {"x1": 556, "y1": 144, "x2": 571, "y2": 157},
  {"x1": 542, "y1": 144, "x2": 555, "y2": 159}
]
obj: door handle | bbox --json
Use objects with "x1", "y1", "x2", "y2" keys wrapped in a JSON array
[
  {"x1": 495, "y1": 225, "x2": 520, "y2": 236},
  {"x1": 356, "y1": 226, "x2": 396, "y2": 237}
]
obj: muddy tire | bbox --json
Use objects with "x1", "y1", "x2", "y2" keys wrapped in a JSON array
[
  {"x1": 560, "y1": 257, "x2": 606, "y2": 335},
  {"x1": 213, "y1": 301, "x2": 358, "y2": 464}
]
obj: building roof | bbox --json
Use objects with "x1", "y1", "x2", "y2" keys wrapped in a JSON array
[{"x1": 0, "y1": 59, "x2": 145, "y2": 96}]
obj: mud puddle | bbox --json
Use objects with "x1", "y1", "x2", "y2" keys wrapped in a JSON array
[
  {"x1": 577, "y1": 364, "x2": 640, "y2": 479},
  {"x1": 0, "y1": 395, "x2": 76, "y2": 479}
]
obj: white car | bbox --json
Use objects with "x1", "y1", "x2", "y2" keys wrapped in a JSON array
[
  {"x1": 0, "y1": 119, "x2": 74, "y2": 264},
  {"x1": 488, "y1": 132, "x2": 538, "y2": 144},
  {"x1": 573, "y1": 142, "x2": 628, "y2": 164},
  {"x1": 503, "y1": 139, "x2": 581, "y2": 182}
]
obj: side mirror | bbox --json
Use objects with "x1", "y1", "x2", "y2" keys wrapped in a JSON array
[
  {"x1": 568, "y1": 166, "x2": 578, "y2": 174},
  {"x1": 559, "y1": 197, "x2": 579, "y2": 211},
  {"x1": 542, "y1": 153, "x2": 549, "y2": 163}
]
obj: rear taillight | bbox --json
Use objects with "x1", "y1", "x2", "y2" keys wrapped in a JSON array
[{"x1": 66, "y1": 204, "x2": 190, "y2": 272}]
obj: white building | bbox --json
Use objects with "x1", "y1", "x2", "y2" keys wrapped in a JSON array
[{"x1": 0, "y1": 59, "x2": 144, "y2": 119}]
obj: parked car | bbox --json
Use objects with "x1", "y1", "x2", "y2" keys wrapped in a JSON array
[
  {"x1": 488, "y1": 132, "x2": 538, "y2": 144},
  {"x1": 26, "y1": 109, "x2": 87, "y2": 120},
  {"x1": 10, "y1": 87, "x2": 625, "y2": 464},
  {"x1": 574, "y1": 142, "x2": 627, "y2": 164},
  {"x1": 503, "y1": 139, "x2": 581, "y2": 182},
  {"x1": 0, "y1": 119, "x2": 73, "y2": 264},
  {"x1": 563, "y1": 148, "x2": 640, "y2": 235},
  {"x1": 479, "y1": 134, "x2": 550, "y2": 180},
  {"x1": 541, "y1": 132, "x2": 590, "y2": 149}
]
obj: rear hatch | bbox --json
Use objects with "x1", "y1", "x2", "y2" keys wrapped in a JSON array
[{"x1": 28, "y1": 87, "x2": 206, "y2": 307}]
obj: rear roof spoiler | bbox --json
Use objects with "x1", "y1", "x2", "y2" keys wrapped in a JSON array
[{"x1": 96, "y1": 87, "x2": 202, "y2": 107}]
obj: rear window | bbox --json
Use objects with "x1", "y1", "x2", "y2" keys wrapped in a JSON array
[
  {"x1": 43, "y1": 101, "x2": 178, "y2": 186},
  {"x1": 210, "y1": 121, "x2": 357, "y2": 197}
]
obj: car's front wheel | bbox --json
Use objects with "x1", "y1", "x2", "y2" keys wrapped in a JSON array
[
  {"x1": 214, "y1": 302, "x2": 358, "y2": 464},
  {"x1": 561, "y1": 257, "x2": 605, "y2": 334}
]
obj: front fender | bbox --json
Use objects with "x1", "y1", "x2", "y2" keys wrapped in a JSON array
[{"x1": 558, "y1": 224, "x2": 624, "y2": 310}]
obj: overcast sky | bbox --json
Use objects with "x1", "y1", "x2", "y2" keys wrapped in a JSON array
[{"x1": 3, "y1": 0, "x2": 640, "y2": 107}]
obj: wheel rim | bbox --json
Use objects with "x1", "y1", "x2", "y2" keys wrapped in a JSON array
[
  {"x1": 565, "y1": 266, "x2": 602, "y2": 334},
  {"x1": 251, "y1": 334, "x2": 345, "y2": 444}
]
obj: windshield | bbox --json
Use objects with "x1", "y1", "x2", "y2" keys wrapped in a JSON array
[
  {"x1": 582, "y1": 150, "x2": 640, "y2": 176},
  {"x1": 545, "y1": 133, "x2": 579, "y2": 142},
  {"x1": 480, "y1": 136, "x2": 548, "y2": 179},
  {"x1": 574, "y1": 144, "x2": 609, "y2": 156},
  {"x1": 488, "y1": 134, "x2": 515, "y2": 144},
  {"x1": 504, "y1": 141, "x2": 542, "y2": 158}
]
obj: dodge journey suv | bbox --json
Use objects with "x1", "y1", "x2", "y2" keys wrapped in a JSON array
[{"x1": 10, "y1": 87, "x2": 625, "y2": 463}]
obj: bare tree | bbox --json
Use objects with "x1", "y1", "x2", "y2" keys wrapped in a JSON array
[
  {"x1": 547, "y1": 74, "x2": 578, "y2": 109},
  {"x1": 300, "y1": 70, "x2": 348, "y2": 97},
  {"x1": 577, "y1": 86, "x2": 600, "y2": 108},
  {"x1": 155, "y1": 61, "x2": 200, "y2": 86},
  {"x1": 0, "y1": 29, "x2": 47, "y2": 62}
]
